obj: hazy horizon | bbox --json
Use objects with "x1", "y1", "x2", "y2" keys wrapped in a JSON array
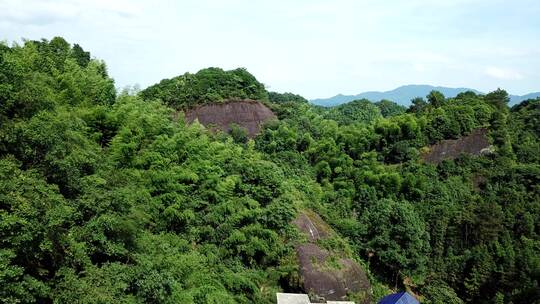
[{"x1": 1, "y1": 0, "x2": 539, "y2": 99}]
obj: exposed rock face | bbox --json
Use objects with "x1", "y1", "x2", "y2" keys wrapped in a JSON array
[
  {"x1": 293, "y1": 211, "x2": 331, "y2": 242},
  {"x1": 293, "y1": 210, "x2": 371, "y2": 303},
  {"x1": 422, "y1": 128, "x2": 492, "y2": 164},
  {"x1": 184, "y1": 99, "x2": 276, "y2": 138},
  {"x1": 296, "y1": 244, "x2": 370, "y2": 302}
]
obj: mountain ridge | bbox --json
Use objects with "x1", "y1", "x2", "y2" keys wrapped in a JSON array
[{"x1": 311, "y1": 84, "x2": 540, "y2": 107}]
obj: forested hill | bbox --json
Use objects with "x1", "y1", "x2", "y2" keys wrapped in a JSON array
[
  {"x1": 1, "y1": 37, "x2": 539, "y2": 304},
  {"x1": 140, "y1": 67, "x2": 268, "y2": 109},
  {"x1": 311, "y1": 84, "x2": 540, "y2": 107}
]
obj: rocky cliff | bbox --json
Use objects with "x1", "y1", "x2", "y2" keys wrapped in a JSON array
[
  {"x1": 184, "y1": 99, "x2": 276, "y2": 137},
  {"x1": 422, "y1": 128, "x2": 492, "y2": 164}
]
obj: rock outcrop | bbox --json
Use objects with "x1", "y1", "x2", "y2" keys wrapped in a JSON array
[
  {"x1": 293, "y1": 210, "x2": 371, "y2": 303},
  {"x1": 184, "y1": 99, "x2": 276, "y2": 138},
  {"x1": 422, "y1": 128, "x2": 492, "y2": 164}
]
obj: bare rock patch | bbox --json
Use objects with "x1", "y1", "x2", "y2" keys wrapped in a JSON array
[
  {"x1": 293, "y1": 210, "x2": 371, "y2": 303},
  {"x1": 184, "y1": 99, "x2": 276, "y2": 138},
  {"x1": 422, "y1": 128, "x2": 492, "y2": 164}
]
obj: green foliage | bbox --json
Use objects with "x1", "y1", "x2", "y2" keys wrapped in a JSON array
[
  {"x1": 229, "y1": 123, "x2": 249, "y2": 144},
  {"x1": 408, "y1": 97, "x2": 428, "y2": 113},
  {"x1": 71, "y1": 44, "x2": 91, "y2": 68},
  {"x1": 0, "y1": 39, "x2": 295, "y2": 303},
  {"x1": 422, "y1": 283, "x2": 464, "y2": 304},
  {"x1": 268, "y1": 91, "x2": 308, "y2": 104},
  {"x1": 374, "y1": 99, "x2": 407, "y2": 117},
  {"x1": 427, "y1": 90, "x2": 446, "y2": 107},
  {"x1": 357, "y1": 199, "x2": 430, "y2": 278},
  {"x1": 485, "y1": 88, "x2": 510, "y2": 110},
  {"x1": 256, "y1": 86, "x2": 540, "y2": 303},
  {"x1": 140, "y1": 67, "x2": 268, "y2": 108},
  {"x1": 509, "y1": 98, "x2": 540, "y2": 163},
  {"x1": 320, "y1": 99, "x2": 382, "y2": 125},
  {"x1": 1, "y1": 37, "x2": 539, "y2": 304}
]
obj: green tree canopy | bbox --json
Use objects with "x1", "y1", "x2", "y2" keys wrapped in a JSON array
[{"x1": 140, "y1": 67, "x2": 268, "y2": 108}]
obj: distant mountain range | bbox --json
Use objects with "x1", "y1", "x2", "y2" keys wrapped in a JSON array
[{"x1": 310, "y1": 85, "x2": 540, "y2": 107}]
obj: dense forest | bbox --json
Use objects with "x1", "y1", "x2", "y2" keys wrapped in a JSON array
[{"x1": 1, "y1": 37, "x2": 539, "y2": 304}]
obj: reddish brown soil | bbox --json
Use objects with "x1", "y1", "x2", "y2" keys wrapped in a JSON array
[
  {"x1": 422, "y1": 128, "x2": 491, "y2": 164},
  {"x1": 184, "y1": 99, "x2": 276, "y2": 138}
]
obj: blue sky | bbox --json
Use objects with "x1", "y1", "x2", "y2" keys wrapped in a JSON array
[{"x1": 1, "y1": 0, "x2": 539, "y2": 99}]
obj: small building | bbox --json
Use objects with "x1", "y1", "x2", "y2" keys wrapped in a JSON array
[
  {"x1": 276, "y1": 293, "x2": 311, "y2": 304},
  {"x1": 276, "y1": 293, "x2": 355, "y2": 304},
  {"x1": 378, "y1": 292, "x2": 419, "y2": 304}
]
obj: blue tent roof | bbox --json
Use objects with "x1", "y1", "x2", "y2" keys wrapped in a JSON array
[{"x1": 378, "y1": 292, "x2": 419, "y2": 304}]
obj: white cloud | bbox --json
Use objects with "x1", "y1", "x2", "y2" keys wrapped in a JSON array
[
  {"x1": 485, "y1": 67, "x2": 524, "y2": 80},
  {"x1": 0, "y1": 0, "x2": 140, "y2": 26},
  {"x1": 413, "y1": 63, "x2": 427, "y2": 72}
]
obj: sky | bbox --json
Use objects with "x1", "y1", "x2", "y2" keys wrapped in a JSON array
[{"x1": 1, "y1": 0, "x2": 539, "y2": 99}]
